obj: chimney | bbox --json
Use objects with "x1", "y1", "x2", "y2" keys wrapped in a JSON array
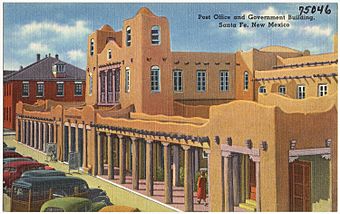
[
  {"x1": 48, "y1": 53, "x2": 51, "y2": 57},
  {"x1": 45, "y1": 54, "x2": 48, "y2": 58},
  {"x1": 55, "y1": 54, "x2": 59, "y2": 60},
  {"x1": 19, "y1": 65, "x2": 23, "y2": 70},
  {"x1": 37, "y1": 53, "x2": 41, "y2": 62}
]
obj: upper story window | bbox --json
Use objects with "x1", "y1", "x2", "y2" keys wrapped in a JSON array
[
  {"x1": 151, "y1": 25, "x2": 161, "y2": 45},
  {"x1": 150, "y1": 66, "x2": 160, "y2": 92},
  {"x1": 297, "y1": 85, "x2": 305, "y2": 99},
  {"x1": 125, "y1": 67, "x2": 131, "y2": 93},
  {"x1": 90, "y1": 39, "x2": 94, "y2": 56},
  {"x1": 278, "y1": 85, "x2": 286, "y2": 95},
  {"x1": 74, "y1": 82, "x2": 83, "y2": 96},
  {"x1": 197, "y1": 70, "x2": 206, "y2": 92},
  {"x1": 220, "y1": 71, "x2": 229, "y2": 91},
  {"x1": 36, "y1": 82, "x2": 44, "y2": 97},
  {"x1": 318, "y1": 84, "x2": 328, "y2": 97},
  {"x1": 126, "y1": 27, "x2": 131, "y2": 47},
  {"x1": 56, "y1": 82, "x2": 64, "y2": 97},
  {"x1": 89, "y1": 74, "x2": 93, "y2": 96},
  {"x1": 259, "y1": 86, "x2": 266, "y2": 94},
  {"x1": 107, "y1": 49, "x2": 112, "y2": 60},
  {"x1": 173, "y1": 69, "x2": 183, "y2": 92},
  {"x1": 56, "y1": 64, "x2": 65, "y2": 73},
  {"x1": 22, "y1": 81, "x2": 29, "y2": 97},
  {"x1": 244, "y1": 71, "x2": 249, "y2": 90}
]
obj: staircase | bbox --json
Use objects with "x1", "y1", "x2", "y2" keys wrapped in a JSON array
[{"x1": 239, "y1": 199, "x2": 256, "y2": 212}]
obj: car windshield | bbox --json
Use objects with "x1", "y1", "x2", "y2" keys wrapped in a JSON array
[{"x1": 12, "y1": 186, "x2": 30, "y2": 201}]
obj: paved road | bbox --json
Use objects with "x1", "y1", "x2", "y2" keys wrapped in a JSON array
[{"x1": 3, "y1": 135, "x2": 176, "y2": 212}]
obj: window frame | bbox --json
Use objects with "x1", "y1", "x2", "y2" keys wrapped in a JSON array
[
  {"x1": 22, "y1": 81, "x2": 29, "y2": 97},
  {"x1": 296, "y1": 85, "x2": 306, "y2": 99},
  {"x1": 150, "y1": 65, "x2": 161, "y2": 93},
  {"x1": 74, "y1": 81, "x2": 83, "y2": 96},
  {"x1": 151, "y1": 25, "x2": 161, "y2": 45},
  {"x1": 196, "y1": 70, "x2": 207, "y2": 92},
  {"x1": 126, "y1": 26, "x2": 131, "y2": 47},
  {"x1": 56, "y1": 82, "x2": 65, "y2": 97},
  {"x1": 219, "y1": 70, "x2": 229, "y2": 92},
  {"x1": 90, "y1": 39, "x2": 94, "y2": 56},
  {"x1": 259, "y1": 86, "x2": 266, "y2": 94},
  {"x1": 125, "y1": 67, "x2": 131, "y2": 93},
  {"x1": 244, "y1": 71, "x2": 249, "y2": 91},
  {"x1": 318, "y1": 84, "x2": 328, "y2": 97},
  {"x1": 36, "y1": 82, "x2": 44, "y2": 98},
  {"x1": 173, "y1": 69, "x2": 183, "y2": 93},
  {"x1": 107, "y1": 49, "x2": 112, "y2": 60},
  {"x1": 278, "y1": 85, "x2": 286, "y2": 95}
]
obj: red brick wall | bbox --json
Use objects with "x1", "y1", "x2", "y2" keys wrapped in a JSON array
[{"x1": 4, "y1": 80, "x2": 85, "y2": 130}]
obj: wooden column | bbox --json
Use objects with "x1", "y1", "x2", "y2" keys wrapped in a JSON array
[
  {"x1": 38, "y1": 122, "x2": 42, "y2": 150},
  {"x1": 92, "y1": 129, "x2": 98, "y2": 176},
  {"x1": 233, "y1": 154, "x2": 240, "y2": 206},
  {"x1": 82, "y1": 126, "x2": 87, "y2": 169},
  {"x1": 146, "y1": 139, "x2": 154, "y2": 196},
  {"x1": 107, "y1": 133, "x2": 114, "y2": 179},
  {"x1": 98, "y1": 132, "x2": 104, "y2": 175},
  {"x1": 223, "y1": 152, "x2": 234, "y2": 211},
  {"x1": 75, "y1": 125, "x2": 79, "y2": 153},
  {"x1": 252, "y1": 156, "x2": 261, "y2": 212},
  {"x1": 131, "y1": 137, "x2": 139, "y2": 190},
  {"x1": 20, "y1": 119, "x2": 25, "y2": 144},
  {"x1": 34, "y1": 121, "x2": 38, "y2": 148},
  {"x1": 182, "y1": 145, "x2": 193, "y2": 212},
  {"x1": 205, "y1": 149, "x2": 211, "y2": 211},
  {"x1": 118, "y1": 135, "x2": 126, "y2": 184},
  {"x1": 43, "y1": 123, "x2": 47, "y2": 152},
  {"x1": 29, "y1": 121, "x2": 33, "y2": 146},
  {"x1": 163, "y1": 142, "x2": 172, "y2": 204},
  {"x1": 172, "y1": 145, "x2": 180, "y2": 187}
]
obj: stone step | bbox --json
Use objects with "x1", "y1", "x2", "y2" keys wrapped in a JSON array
[
  {"x1": 239, "y1": 202, "x2": 256, "y2": 212},
  {"x1": 246, "y1": 199, "x2": 257, "y2": 207}
]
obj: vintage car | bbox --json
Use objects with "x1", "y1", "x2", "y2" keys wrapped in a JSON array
[
  {"x1": 11, "y1": 176, "x2": 111, "y2": 212},
  {"x1": 3, "y1": 157, "x2": 35, "y2": 165},
  {"x1": 3, "y1": 161, "x2": 53, "y2": 188},
  {"x1": 21, "y1": 169, "x2": 66, "y2": 178},
  {"x1": 99, "y1": 205, "x2": 140, "y2": 212},
  {"x1": 4, "y1": 151, "x2": 30, "y2": 159},
  {"x1": 40, "y1": 197, "x2": 107, "y2": 212},
  {"x1": 3, "y1": 142, "x2": 16, "y2": 151}
]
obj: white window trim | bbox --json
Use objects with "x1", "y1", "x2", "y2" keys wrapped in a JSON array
[
  {"x1": 259, "y1": 86, "x2": 266, "y2": 94},
  {"x1": 173, "y1": 69, "x2": 183, "y2": 93},
  {"x1": 196, "y1": 70, "x2": 207, "y2": 92},
  {"x1": 219, "y1": 70, "x2": 229, "y2": 92},
  {"x1": 90, "y1": 39, "x2": 95, "y2": 56},
  {"x1": 74, "y1": 82, "x2": 83, "y2": 97},
  {"x1": 36, "y1": 82, "x2": 45, "y2": 98},
  {"x1": 151, "y1": 66, "x2": 161, "y2": 93},
  {"x1": 279, "y1": 85, "x2": 286, "y2": 95},
  {"x1": 107, "y1": 49, "x2": 112, "y2": 60},
  {"x1": 56, "y1": 81, "x2": 65, "y2": 97},
  {"x1": 151, "y1": 25, "x2": 161, "y2": 45},
  {"x1": 126, "y1": 26, "x2": 131, "y2": 47},
  {"x1": 125, "y1": 67, "x2": 131, "y2": 93},
  {"x1": 244, "y1": 71, "x2": 249, "y2": 91},
  {"x1": 22, "y1": 81, "x2": 29, "y2": 97},
  {"x1": 318, "y1": 84, "x2": 328, "y2": 97},
  {"x1": 296, "y1": 85, "x2": 305, "y2": 99}
]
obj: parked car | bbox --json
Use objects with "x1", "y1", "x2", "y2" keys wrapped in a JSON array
[
  {"x1": 11, "y1": 176, "x2": 111, "y2": 212},
  {"x1": 3, "y1": 142, "x2": 16, "y2": 151},
  {"x1": 40, "y1": 197, "x2": 107, "y2": 212},
  {"x1": 4, "y1": 151, "x2": 31, "y2": 159},
  {"x1": 3, "y1": 161, "x2": 53, "y2": 188},
  {"x1": 3, "y1": 157, "x2": 35, "y2": 165},
  {"x1": 21, "y1": 170, "x2": 66, "y2": 178},
  {"x1": 99, "y1": 205, "x2": 140, "y2": 212}
]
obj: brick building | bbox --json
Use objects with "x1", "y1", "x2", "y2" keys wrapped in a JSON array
[{"x1": 4, "y1": 54, "x2": 85, "y2": 129}]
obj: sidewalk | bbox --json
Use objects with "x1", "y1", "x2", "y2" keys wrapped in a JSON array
[{"x1": 3, "y1": 135, "x2": 176, "y2": 212}]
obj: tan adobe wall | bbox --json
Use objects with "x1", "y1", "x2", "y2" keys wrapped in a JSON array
[
  {"x1": 279, "y1": 52, "x2": 337, "y2": 65},
  {"x1": 173, "y1": 101, "x2": 210, "y2": 118}
]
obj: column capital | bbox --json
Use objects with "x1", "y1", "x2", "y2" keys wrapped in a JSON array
[
  {"x1": 222, "y1": 151, "x2": 232, "y2": 158},
  {"x1": 130, "y1": 137, "x2": 139, "y2": 142},
  {"x1": 145, "y1": 139, "x2": 153, "y2": 144},
  {"x1": 162, "y1": 142, "x2": 170, "y2": 147},
  {"x1": 250, "y1": 155, "x2": 260, "y2": 162},
  {"x1": 106, "y1": 132, "x2": 111, "y2": 137},
  {"x1": 117, "y1": 134, "x2": 124, "y2": 139},
  {"x1": 181, "y1": 145, "x2": 191, "y2": 151}
]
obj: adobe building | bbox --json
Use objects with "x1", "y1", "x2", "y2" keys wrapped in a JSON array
[
  {"x1": 14, "y1": 7, "x2": 337, "y2": 212},
  {"x1": 4, "y1": 54, "x2": 86, "y2": 129}
]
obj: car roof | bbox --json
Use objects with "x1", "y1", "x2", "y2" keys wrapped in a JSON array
[
  {"x1": 41, "y1": 197, "x2": 90, "y2": 211},
  {"x1": 13, "y1": 176, "x2": 87, "y2": 188},
  {"x1": 4, "y1": 161, "x2": 43, "y2": 168},
  {"x1": 4, "y1": 151, "x2": 20, "y2": 154},
  {"x1": 21, "y1": 170, "x2": 65, "y2": 177}
]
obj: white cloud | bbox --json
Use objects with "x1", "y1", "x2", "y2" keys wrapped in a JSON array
[
  {"x1": 302, "y1": 25, "x2": 333, "y2": 37},
  {"x1": 260, "y1": 6, "x2": 279, "y2": 15},
  {"x1": 27, "y1": 42, "x2": 51, "y2": 53},
  {"x1": 67, "y1": 49, "x2": 86, "y2": 61}
]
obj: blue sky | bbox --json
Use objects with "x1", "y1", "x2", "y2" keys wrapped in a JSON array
[{"x1": 3, "y1": 3, "x2": 338, "y2": 70}]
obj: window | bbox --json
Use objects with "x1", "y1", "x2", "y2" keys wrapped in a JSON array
[
  {"x1": 74, "y1": 82, "x2": 82, "y2": 96},
  {"x1": 22, "y1": 81, "x2": 29, "y2": 97},
  {"x1": 125, "y1": 67, "x2": 130, "y2": 92},
  {"x1": 297, "y1": 85, "x2": 305, "y2": 99},
  {"x1": 150, "y1": 66, "x2": 160, "y2": 92},
  {"x1": 151, "y1": 25, "x2": 160, "y2": 45},
  {"x1": 56, "y1": 64, "x2": 65, "y2": 73},
  {"x1": 56, "y1": 82, "x2": 64, "y2": 97},
  {"x1": 244, "y1": 71, "x2": 249, "y2": 90},
  {"x1": 259, "y1": 86, "x2": 266, "y2": 94},
  {"x1": 173, "y1": 70, "x2": 183, "y2": 92},
  {"x1": 126, "y1": 26, "x2": 131, "y2": 47},
  {"x1": 318, "y1": 84, "x2": 328, "y2": 97},
  {"x1": 107, "y1": 49, "x2": 112, "y2": 60},
  {"x1": 220, "y1": 71, "x2": 229, "y2": 91},
  {"x1": 279, "y1": 85, "x2": 286, "y2": 95},
  {"x1": 89, "y1": 75, "x2": 93, "y2": 96},
  {"x1": 197, "y1": 70, "x2": 206, "y2": 92},
  {"x1": 36, "y1": 82, "x2": 44, "y2": 97},
  {"x1": 90, "y1": 39, "x2": 94, "y2": 56}
]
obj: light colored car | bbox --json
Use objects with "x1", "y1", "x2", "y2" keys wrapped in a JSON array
[{"x1": 40, "y1": 197, "x2": 106, "y2": 212}]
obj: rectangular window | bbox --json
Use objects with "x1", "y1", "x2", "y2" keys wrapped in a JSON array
[
  {"x1": 173, "y1": 70, "x2": 183, "y2": 92},
  {"x1": 74, "y1": 82, "x2": 82, "y2": 96},
  {"x1": 197, "y1": 70, "x2": 206, "y2": 92},
  {"x1": 89, "y1": 75, "x2": 93, "y2": 95},
  {"x1": 318, "y1": 84, "x2": 328, "y2": 97},
  {"x1": 151, "y1": 66, "x2": 160, "y2": 92},
  {"x1": 56, "y1": 82, "x2": 64, "y2": 97},
  {"x1": 151, "y1": 26, "x2": 160, "y2": 45},
  {"x1": 125, "y1": 68, "x2": 130, "y2": 93},
  {"x1": 126, "y1": 27, "x2": 131, "y2": 47},
  {"x1": 22, "y1": 81, "x2": 29, "y2": 97},
  {"x1": 279, "y1": 86, "x2": 286, "y2": 95},
  {"x1": 36, "y1": 82, "x2": 44, "y2": 97},
  {"x1": 297, "y1": 85, "x2": 305, "y2": 99},
  {"x1": 220, "y1": 71, "x2": 229, "y2": 91}
]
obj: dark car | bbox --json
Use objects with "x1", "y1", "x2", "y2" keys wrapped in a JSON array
[
  {"x1": 3, "y1": 142, "x2": 16, "y2": 151},
  {"x1": 21, "y1": 170, "x2": 66, "y2": 178},
  {"x1": 3, "y1": 157, "x2": 35, "y2": 165},
  {"x1": 3, "y1": 161, "x2": 53, "y2": 188},
  {"x1": 11, "y1": 176, "x2": 110, "y2": 212},
  {"x1": 4, "y1": 151, "x2": 31, "y2": 159}
]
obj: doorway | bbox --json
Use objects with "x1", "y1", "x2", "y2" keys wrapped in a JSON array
[{"x1": 249, "y1": 159, "x2": 256, "y2": 200}]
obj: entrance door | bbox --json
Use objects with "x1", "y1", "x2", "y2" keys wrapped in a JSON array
[
  {"x1": 289, "y1": 160, "x2": 311, "y2": 211},
  {"x1": 249, "y1": 159, "x2": 256, "y2": 200}
]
